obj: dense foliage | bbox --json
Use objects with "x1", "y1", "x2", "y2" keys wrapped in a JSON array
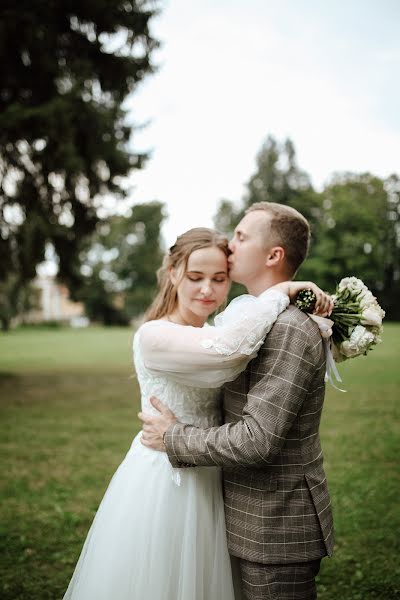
[
  {"x1": 214, "y1": 136, "x2": 400, "y2": 319},
  {"x1": 0, "y1": 1, "x2": 160, "y2": 327},
  {"x1": 77, "y1": 201, "x2": 165, "y2": 324}
]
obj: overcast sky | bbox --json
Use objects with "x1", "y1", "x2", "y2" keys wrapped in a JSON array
[{"x1": 125, "y1": 0, "x2": 399, "y2": 246}]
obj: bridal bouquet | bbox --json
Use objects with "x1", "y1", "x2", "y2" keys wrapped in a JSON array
[{"x1": 296, "y1": 277, "x2": 385, "y2": 363}]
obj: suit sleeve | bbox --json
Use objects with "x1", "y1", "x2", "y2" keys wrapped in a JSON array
[{"x1": 164, "y1": 318, "x2": 320, "y2": 468}]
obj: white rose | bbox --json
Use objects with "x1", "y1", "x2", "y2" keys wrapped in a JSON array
[
  {"x1": 349, "y1": 324, "x2": 366, "y2": 343},
  {"x1": 361, "y1": 307, "x2": 382, "y2": 328},
  {"x1": 337, "y1": 277, "x2": 353, "y2": 293},
  {"x1": 338, "y1": 277, "x2": 367, "y2": 298},
  {"x1": 340, "y1": 340, "x2": 360, "y2": 358},
  {"x1": 351, "y1": 280, "x2": 367, "y2": 295},
  {"x1": 348, "y1": 325, "x2": 375, "y2": 354},
  {"x1": 337, "y1": 277, "x2": 351, "y2": 292},
  {"x1": 359, "y1": 291, "x2": 375, "y2": 309}
]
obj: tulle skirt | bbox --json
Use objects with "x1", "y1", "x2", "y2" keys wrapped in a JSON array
[{"x1": 63, "y1": 433, "x2": 236, "y2": 600}]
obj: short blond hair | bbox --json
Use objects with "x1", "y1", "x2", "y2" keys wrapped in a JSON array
[{"x1": 246, "y1": 201, "x2": 310, "y2": 275}]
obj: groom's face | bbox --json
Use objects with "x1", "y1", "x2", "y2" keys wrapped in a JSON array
[{"x1": 228, "y1": 211, "x2": 272, "y2": 285}]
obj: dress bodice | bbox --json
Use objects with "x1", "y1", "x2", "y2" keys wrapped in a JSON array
[{"x1": 133, "y1": 332, "x2": 221, "y2": 429}]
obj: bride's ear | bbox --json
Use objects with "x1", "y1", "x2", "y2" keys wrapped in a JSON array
[
  {"x1": 168, "y1": 266, "x2": 178, "y2": 286},
  {"x1": 265, "y1": 246, "x2": 285, "y2": 267}
]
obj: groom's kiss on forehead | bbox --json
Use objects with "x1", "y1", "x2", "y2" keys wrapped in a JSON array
[{"x1": 227, "y1": 202, "x2": 310, "y2": 295}]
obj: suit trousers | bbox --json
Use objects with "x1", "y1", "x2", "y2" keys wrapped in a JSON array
[{"x1": 238, "y1": 558, "x2": 322, "y2": 600}]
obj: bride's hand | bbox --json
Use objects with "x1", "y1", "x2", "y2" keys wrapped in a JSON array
[{"x1": 272, "y1": 281, "x2": 333, "y2": 317}]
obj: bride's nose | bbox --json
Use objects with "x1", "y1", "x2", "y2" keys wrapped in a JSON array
[{"x1": 200, "y1": 281, "x2": 212, "y2": 296}]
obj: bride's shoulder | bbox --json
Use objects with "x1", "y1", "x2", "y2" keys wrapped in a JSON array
[
  {"x1": 133, "y1": 320, "x2": 163, "y2": 353},
  {"x1": 134, "y1": 318, "x2": 173, "y2": 341},
  {"x1": 136, "y1": 318, "x2": 169, "y2": 333}
]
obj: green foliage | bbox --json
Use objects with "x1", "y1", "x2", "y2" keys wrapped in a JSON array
[
  {"x1": 0, "y1": 1, "x2": 160, "y2": 320},
  {"x1": 246, "y1": 137, "x2": 322, "y2": 229},
  {"x1": 0, "y1": 274, "x2": 40, "y2": 331},
  {"x1": 0, "y1": 324, "x2": 399, "y2": 599},
  {"x1": 214, "y1": 136, "x2": 323, "y2": 237},
  {"x1": 77, "y1": 201, "x2": 165, "y2": 323},
  {"x1": 214, "y1": 136, "x2": 400, "y2": 318},
  {"x1": 215, "y1": 136, "x2": 323, "y2": 303},
  {"x1": 300, "y1": 173, "x2": 400, "y2": 318}
]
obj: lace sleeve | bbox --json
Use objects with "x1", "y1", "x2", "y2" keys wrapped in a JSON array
[{"x1": 137, "y1": 288, "x2": 289, "y2": 388}]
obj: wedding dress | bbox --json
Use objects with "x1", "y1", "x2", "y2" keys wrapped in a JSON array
[{"x1": 63, "y1": 289, "x2": 289, "y2": 600}]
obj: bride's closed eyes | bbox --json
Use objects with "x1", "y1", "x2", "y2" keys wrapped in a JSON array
[
  {"x1": 186, "y1": 273, "x2": 228, "y2": 283},
  {"x1": 169, "y1": 246, "x2": 231, "y2": 324}
]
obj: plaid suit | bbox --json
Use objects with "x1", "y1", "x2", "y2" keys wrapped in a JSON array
[{"x1": 165, "y1": 306, "x2": 334, "y2": 594}]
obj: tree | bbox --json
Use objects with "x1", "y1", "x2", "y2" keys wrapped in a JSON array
[
  {"x1": 0, "y1": 275, "x2": 39, "y2": 331},
  {"x1": 77, "y1": 202, "x2": 165, "y2": 324},
  {"x1": 214, "y1": 136, "x2": 399, "y2": 318},
  {"x1": 0, "y1": 1, "x2": 160, "y2": 327},
  {"x1": 214, "y1": 136, "x2": 323, "y2": 238},
  {"x1": 301, "y1": 173, "x2": 400, "y2": 319},
  {"x1": 214, "y1": 136, "x2": 324, "y2": 300}
]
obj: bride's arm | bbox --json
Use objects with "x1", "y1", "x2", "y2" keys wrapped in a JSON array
[
  {"x1": 138, "y1": 282, "x2": 331, "y2": 388},
  {"x1": 137, "y1": 287, "x2": 289, "y2": 388}
]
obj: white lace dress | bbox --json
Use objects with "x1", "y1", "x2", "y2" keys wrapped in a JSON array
[{"x1": 63, "y1": 289, "x2": 289, "y2": 600}]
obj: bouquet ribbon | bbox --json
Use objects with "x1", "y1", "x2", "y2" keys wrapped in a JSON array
[{"x1": 309, "y1": 315, "x2": 346, "y2": 392}]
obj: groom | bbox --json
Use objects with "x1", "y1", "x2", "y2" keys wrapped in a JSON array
[{"x1": 139, "y1": 202, "x2": 334, "y2": 599}]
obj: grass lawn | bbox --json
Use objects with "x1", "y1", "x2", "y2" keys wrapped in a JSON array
[{"x1": 1, "y1": 323, "x2": 399, "y2": 599}]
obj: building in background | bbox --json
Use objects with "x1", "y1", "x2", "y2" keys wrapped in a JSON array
[{"x1": 23, "y1": 275, "x2": 88, "y2": 326}]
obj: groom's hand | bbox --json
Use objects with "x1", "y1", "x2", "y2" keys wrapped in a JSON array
[{"x1": 138, "y1": 397, "x2": 178, "y2": 452}]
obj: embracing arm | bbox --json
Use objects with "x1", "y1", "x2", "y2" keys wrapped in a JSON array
[
  {"x1": 164, "y1": 316, "x2": 322, "y2": 467},
  {"x1": 138, "y1": 281, "x2": 330, "y2": 389},
  {"x1": 138, "y1": 287, "x2": 290, "y2": 388}
]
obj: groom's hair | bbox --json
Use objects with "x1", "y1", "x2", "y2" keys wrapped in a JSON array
[{"x1": 246, "y1": 202, "x2": 310, "y2": 275}]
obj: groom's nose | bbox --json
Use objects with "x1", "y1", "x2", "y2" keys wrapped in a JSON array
[{"x1": 228, "y1": 238, "x2": 235, "y2": 252}]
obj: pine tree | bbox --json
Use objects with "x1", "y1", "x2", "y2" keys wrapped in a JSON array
[{"x1": 0, "y1": 1, "x2": 160, "y2": 327}]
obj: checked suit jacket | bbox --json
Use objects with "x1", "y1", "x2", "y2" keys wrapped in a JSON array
[{"x1": 165, "y1": 305, "x2": 334, "y2": 564}]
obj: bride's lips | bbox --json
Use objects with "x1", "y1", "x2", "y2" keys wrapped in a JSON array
[{"x1": 196, "y1": 299, "x2": 216, "y2": 305}]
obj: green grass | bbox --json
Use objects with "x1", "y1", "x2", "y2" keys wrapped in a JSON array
[{"x1": 1, "y1": 324, "x2": 399, "y2": 599}]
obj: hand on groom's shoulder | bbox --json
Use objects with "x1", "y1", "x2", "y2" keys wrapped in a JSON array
[{"x1": 273, "y1": 304, "x2": 323, "y2": 340}]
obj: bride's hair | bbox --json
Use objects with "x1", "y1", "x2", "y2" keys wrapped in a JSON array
[{"x1": 145, "y1": 227, "x2": 229, "y2": 322}]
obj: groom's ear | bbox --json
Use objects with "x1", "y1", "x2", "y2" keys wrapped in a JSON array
[{"x1": 265, "y1": 246, "x2": 285, "y2": 267}]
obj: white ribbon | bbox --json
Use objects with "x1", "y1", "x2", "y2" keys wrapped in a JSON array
[
  {"x1": 323, "y1": 339, "x2": 346, "y2": 392},
  {"x1": 309, "y1": 315, "x2": 347, "y2": 393}
]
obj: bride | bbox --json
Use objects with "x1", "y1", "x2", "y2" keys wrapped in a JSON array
[{"x1": 63, "y1": 227, "x2": 331, "y2": 600}]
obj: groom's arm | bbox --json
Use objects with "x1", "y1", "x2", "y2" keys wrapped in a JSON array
[{"x1": 164, "y1": 316, "x2": 323, "y2": 468}]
